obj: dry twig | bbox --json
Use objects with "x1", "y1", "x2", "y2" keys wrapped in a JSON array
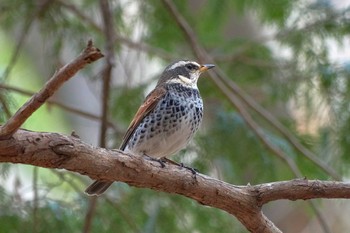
[{"x1": 0, "y1": 40, "x2": 104, "y2": 139}]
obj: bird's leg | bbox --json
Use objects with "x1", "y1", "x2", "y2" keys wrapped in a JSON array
[
  {"x1": 144, "y1": 154, "x2": 166, "y2": 168},
  {"x1": 160, "y1": 157, "x2": 181, "y2": 166},
  {"x1": 180, "y1": 163, "x2": 198, "y2": 175},
  {"x1": 161, "y1": 157, "x2": 198, "y2": 175}
]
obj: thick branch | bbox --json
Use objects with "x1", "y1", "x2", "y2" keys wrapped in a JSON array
[
  {"x1": 0, "y1": 129, "x2": 274, "y2": 232},
  {"x1": 0, "y1": 40, "x2": 104, "y2": 139},
  {"x1": 1, "y1": 129, "x2": 350, "y2": 232}
]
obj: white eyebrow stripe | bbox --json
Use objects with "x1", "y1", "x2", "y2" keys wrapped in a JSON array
[{"x1": 167, "y1": 61, "x2": 200, "y2": 70}]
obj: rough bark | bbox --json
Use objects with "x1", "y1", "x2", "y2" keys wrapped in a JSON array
[{"x1": 2, "y1": 129, "x2": 350, "y2": 232}]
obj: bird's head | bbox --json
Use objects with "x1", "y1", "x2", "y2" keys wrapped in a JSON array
[{"x1": 158, "y1": 60, "x2": 215, "y2": 88}]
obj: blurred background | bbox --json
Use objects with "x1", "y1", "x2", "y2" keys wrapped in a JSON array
[{"x1": 1, "y1": 0, "x2": 350, "y2": 232}]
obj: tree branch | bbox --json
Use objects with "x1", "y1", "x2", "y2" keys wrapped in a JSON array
[
  {"x1": 1, "y1": 129, "x2": 350, "y2": 232},
  {"x1": 0, "y1": 129, "x2": 275, "y2": 232},
  {"x1": 0, "y1": 40, "x2": 104, "y2": 139},
  {"x1": 254, "y1": 179, "x2": 350, "y2": 205}
]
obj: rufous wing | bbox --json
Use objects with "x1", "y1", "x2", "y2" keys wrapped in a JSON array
[{"x1": 119, "y1": 86, "x2": 167, "y2": 150}]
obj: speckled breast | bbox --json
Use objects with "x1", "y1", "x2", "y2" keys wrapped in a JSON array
[{"x1": 125, "y1": 83, "x2": 203, "y2": 158}]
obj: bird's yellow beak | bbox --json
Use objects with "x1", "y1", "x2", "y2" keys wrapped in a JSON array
[{"x1": 199, "y1": 64, "x2": 215, "y2": 73}]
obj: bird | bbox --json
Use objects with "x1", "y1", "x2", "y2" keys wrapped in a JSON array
[{"x1": 85, "y1": 60, "x2": 215, "y2": 195}]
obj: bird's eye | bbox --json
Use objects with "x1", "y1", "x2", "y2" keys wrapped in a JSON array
[{"x1": 186, "y1": 64, "x2": 197, "y2": 71}]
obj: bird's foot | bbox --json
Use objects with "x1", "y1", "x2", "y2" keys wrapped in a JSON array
[
  {"x1": 160, "y1": 157, "x2": 199, "y2": 175},
  {"x1": 145, "y1": 156, "x2": 199, "y2": 175},
  {"x1": 180, "y1": 163, "x2": 198, "y2": 175},
  {"x1": 145, "y1": 155, "x2": 166, "y2": 168}
]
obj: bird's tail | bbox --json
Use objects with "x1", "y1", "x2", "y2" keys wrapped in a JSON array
[{"x1": 85, "y1": 181, "x2": 113, "y2": 196}]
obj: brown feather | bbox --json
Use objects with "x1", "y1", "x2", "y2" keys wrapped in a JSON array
[{"x1": 119, "y1": 85, "x2": 167, "y2": 150}]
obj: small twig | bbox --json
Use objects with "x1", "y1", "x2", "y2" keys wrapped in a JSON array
[
  {"x1": 0, "y1": 94, "x2": 11, "y2": 119},
  {"x1": 0, "y1": 40, "x2": 104, "y2": 139}
]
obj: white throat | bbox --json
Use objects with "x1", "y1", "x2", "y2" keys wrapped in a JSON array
[{"x1": 166, "y1": 74, "x2": 199, "y2": 89}]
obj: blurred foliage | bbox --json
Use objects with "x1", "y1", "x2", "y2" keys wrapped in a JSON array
[{"x1": 1, "y1": 0, "x2": 350, "y2": 232}]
